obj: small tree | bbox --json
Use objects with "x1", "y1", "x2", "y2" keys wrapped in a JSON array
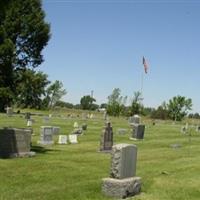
[
  {"x1": 45, "y1": 80, "x2": 67, "y2": 108},
  {"x1": 80, "y1": 95, "x2": 96, "y2": 110},
  {"x1": 167, "y1": 95, "x2": 192, "y2": 121},
  {"x1": 130, "y1": 91, "x2": 143, "y2": 115}
]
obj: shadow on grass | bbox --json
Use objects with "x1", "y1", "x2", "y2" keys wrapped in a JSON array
[{"x1": 31, "y1": 145, "x2": 61, "y2": 154}]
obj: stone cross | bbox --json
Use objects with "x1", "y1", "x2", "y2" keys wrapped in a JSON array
[{"x1": 100, "y1": 122, "x2": 113, "y2": 152}]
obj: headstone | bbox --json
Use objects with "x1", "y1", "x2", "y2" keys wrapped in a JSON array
[
  {"x1": 38, "y1": 126, "x2": 54, "y2": 145},
  {"x1": 0, "y1": 128, "x2": 35, "y2": 158},
  {"x1": 69, "y1": 134, "x2": 78, "y2": 144},
  {"x1": 181, "y1": 126, "x2": 187, "y2": 134},
  {"x1": 82, "y1": 113, "x2": 87, "y2": 120},
  {"x1": 110, "y1": 144, "x2": 137, "y2": 179},
  {"x1": 103, "y1": 112, "x2": 107, "y2": 121},
  {"x1": 73, "y1": 122, "x2": 79, "y2": 129},
  {"x1": 25, "y1": 112, "x2": 31, "y2": 120},
  {"x1": 129, "y1": 115, "x2": 141, "y2": 125},
  {"x1": 6, "y1": 107, "x2": 13, "y2": 117},
  {"x1": 43, "y1": 116, "x2": 50, "y2": 124},
  {"x1": 53, "y1": 126, "x2": 60, "y2": 135},
  {"x1": 102, "y1": 144, "x2": 141, "y2": 198},
  {"x1": 131, "y1": 124, "x2": 145, "y2": 139},
  {"x1": 27, "y1": 119, "x2": 33, "y2": 127},
  {"x1": 117, "y1": 128, "x2": 127, "y2": 135},
  {"x1": 100, "y1": 122, "x2": 113, "y2": 152},
  {"x1": 58, "y1": 135, "x2": 67, "y2": 144},
  {"x1": 82, "y1": 124, "x2": 87, "y2": 131},
  {"x1": 196, "y1": 125, "x2": 200, "y2": 132}
]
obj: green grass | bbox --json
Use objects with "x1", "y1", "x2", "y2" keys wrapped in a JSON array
[{"x1": 0, "y1": 112, "x2": 200, "y2": 200}]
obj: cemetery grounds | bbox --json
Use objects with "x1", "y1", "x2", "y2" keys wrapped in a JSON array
[{"x1": 0, "y1": 110, "x2": 200, "y2": 200}]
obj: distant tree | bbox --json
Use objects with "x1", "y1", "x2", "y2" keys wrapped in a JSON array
[
  {"x1": 15, "y1": 69, "x2": 49, "y2": 108},
  {"x1": 0, "y1": 0, "x2": 50, "y2": 111},
  {"x1": 130, "y1": 91, "x2": 143, "y2": 115},
  {"x1": 54, "y1": 101, "x2": 74, "y2": 109},
  {"x1": 107, "y1": 88, "x2": 126, "y2": 116},
  {"x1": 100, "y1": 103, "x2": 107, "y2": 109},
  {"x1": 45, "y1": 80, "x2": 67, "y2": 108},
  {"x1": 80, "y1": 95, "x2": 96, "y2": 110},
  {"x1": 167, "y1": 96, "x2": 192, "y2": 121},
  {"x1": 151, "y1": 105, "x2": 169, "y2": 120}
]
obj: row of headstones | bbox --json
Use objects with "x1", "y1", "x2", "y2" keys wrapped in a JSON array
[{"x1": 38, "y1": 126, "x2": 78, "y2": 145}]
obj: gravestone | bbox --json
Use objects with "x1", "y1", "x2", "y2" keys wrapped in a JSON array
[
  {"x1": 100, "y1": 122, "x2": 113, "y2": 152},
  {"x1": 6, "y1": 107, "x2": 13, "y2": 117},
  {"x1": 43, "y1": 116, "x2": 50, "y2": 124},
  {"x1": 129, "y1": 115, "x2": 140, "y2": 125},
  {"x1": 181, "y1": 126, "x2": 187, "y2": 134},
  {"x1": 196, "y1": 125, "x2": 200, "y2": 132},
  {"x1": 69, "y1": 134, "x2": 78, "y2": 144},
  {"x1": 73, "y1": 122, "x2": 79, "y2": 128},
  {"x1": 58, "y1": 135, "x2": 67, "y2": 144},
  {"x1": 117, "y1": 128, "x2": 127, "y2": 135},
  {"x1": 82, "y1": 124, "x2": 87, "y2": 131},
  {"x1": 0, "y1": 128, "x2": 35, "y2": 158},
  {"x1": 25, "y1": 112, "x2": 31, "y2": 120},
  {"x1": 102, "y1": 144, "x2": 141, "y2": 198},
  {"x1": 131, "y1": 124, "x2": 145, "y2": 139},
  {"x1": 27, "y1": 119, "x2": 33, "y2": 127},
  {"x1": 53, "y1": 126, "x2": 60, "y2": 135},
  {"x1": 38, "y1": 126, "x2": 54, "y2": 145}
]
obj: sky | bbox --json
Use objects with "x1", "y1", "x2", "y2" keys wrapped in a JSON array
[{"x1": 41, "y1": 0, "x2": 200, "y2": 112}]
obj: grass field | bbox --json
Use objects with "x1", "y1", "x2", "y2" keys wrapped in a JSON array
[{"x1": 0, "y1": 110, "x2": 200, "y2": 200}]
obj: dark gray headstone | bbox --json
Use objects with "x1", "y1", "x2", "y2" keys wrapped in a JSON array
[
  {"x1": 132, "y1": 124, "x2": 145, "y2": 139},
  {"x1": 82, "y1": 124, "x2": 87, "y2": 131},
  {"x1": 0, "y1": 128, "x2": 34, "y2": 158},
  {"x1": 100, "y1": 122, "x2": 113, "y2": 152}
]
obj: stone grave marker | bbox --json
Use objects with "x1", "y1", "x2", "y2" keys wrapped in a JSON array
[
  {"x1": 117, "y1": 128, "x2": 127, "y2": 135},
  {"x1": 27, "y1": 119, "x2": 33, "y2": 127},
  {"x1": 82, "y1": 124, "x2": 87, "y2": 131},
  {"x1": 58, "y1": 135, "x2": 67, "y2": 144},
  {"x1": 69, "y1": 134, "x2": 78, "y2": 144},
  {"x1": 73, "y1": 122, "x2": 79, "y2": 129},
  {"x1": 6, "y1": 107, "x2": 13, "y2": 117},
  {"x1": 38, "y1": 126, "x2": 54, "y2": 145},
  {"x1": 53, "y1": 126, "x2": 60, "y2": 135},
  {"x1": 131, "y1": 124, "x2": 145, "y2": 139},
  {"x1": 129, "y1": 115, "x2": 141, "y2": 125},
  {"x1": 0, "y1": 128, "x2": 35, "y2": 158},
  {"x1": 100, "y1": 122, "x2": 113, "y2": 152},
  {"x1": 181, "y1": 126, "x2": 187, "y2": 134},
  {"x1": 102, "y1": 144, "x2": 141, "y2": 198},
  {"x1": 25, "y1": 112, "x2": 31, "y2": 120},
  {"x1": 43, "y1": 116, "x2": 50, "y2": 124}
]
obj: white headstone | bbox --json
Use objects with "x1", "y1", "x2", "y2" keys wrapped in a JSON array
[
  {"x1": 27, "y1": 119, "x2": 33, "y2": 127},
  {"x1": 69, "y1": 134, "x2": 78, "y2": 144},
  {"x1": 38, "y1": 126, "x2": 54, "y2": 145},
  {"x1": 73, "y1": 122, "x2": 79, "y2": 128},
  {"x1": 58, "y1": 135, "x2": 67, "y2": 144}
]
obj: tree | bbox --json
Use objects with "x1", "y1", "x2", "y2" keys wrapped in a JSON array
[
  {"x1": 0, "y1": 0, "x2": 50, "y2": 111},
  {"x1": 15, "y1": 69, "x2": 49, "y2": 108},
  {"x1": 167, "y1": 95, "x2": 192, "y2": 121},
  {"x1": 45, "y1": 80, "x2": 67, "y2": 108},
  {"x1": 80, "y1": 95, "x2": 96, "y2": 110},
  {"x1": 107, "y1": 88, "x2": 126, "y2": 116},
  {"x1": 130, "y1": 91, "x2": 143, "y2": 115}
]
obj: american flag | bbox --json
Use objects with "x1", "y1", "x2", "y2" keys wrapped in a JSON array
[{"x1": 143, "y1": 56, "x2": 148, "y2": 74}]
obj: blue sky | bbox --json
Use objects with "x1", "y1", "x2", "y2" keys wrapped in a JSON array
[{"x1": 41, "y1": 0, "x2": 200, "y2": 112}]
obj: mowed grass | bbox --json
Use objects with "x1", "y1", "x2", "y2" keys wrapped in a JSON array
[{"x1": 0, "y1": 112, "x2": 200, "y2": 200}]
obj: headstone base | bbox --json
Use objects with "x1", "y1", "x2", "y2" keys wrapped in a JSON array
[
  {"x1": 4, "y1": 151, "x2": 36, "y2": 158},
  {"x1": 102, "y1": 177, "x2": 141, "y2": 199}
]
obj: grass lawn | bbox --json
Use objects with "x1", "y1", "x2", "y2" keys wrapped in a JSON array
[{"x1": 0, "y1": 111, "x2": 200, "y2": 200}]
